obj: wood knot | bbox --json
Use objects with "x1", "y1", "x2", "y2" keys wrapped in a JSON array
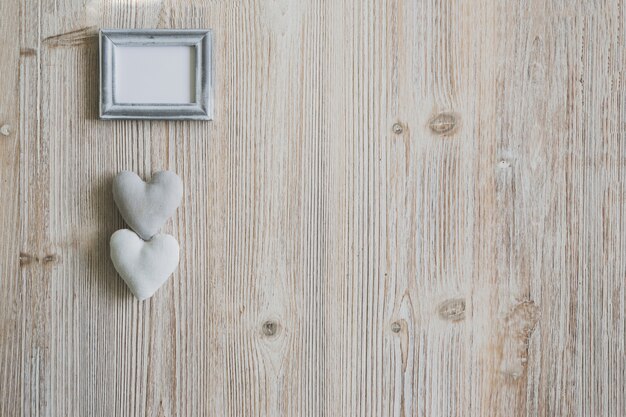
[
  {"x1": 42, "y1": 254, "x2": 61, "y2": 265},
  {"x1": 19, "y1": 252, "x2": 61, "y2": 267},
  {"x1": 438, "y1": 298, "x2": 466, "y2": 322},
  {"x1": 499, "y1": 300, "x2": 540, "y2": 379},
  {"x1": 390, "y1": 321, "x2": 402, "y2": 333},
  {"x1": 503, "y1": 300, "x2": 539, "y2": 339},
  {"x1": 428, "y1": 112, "x2": 459, "y2": 136},
  {"x1": 20, "y1": 48, "x2": 36, "y2": 57},
  {"x1": 392, "y1": 122, "x2": 404, "y2": 135},
  {"x1": 262, "y1": 321, "x2": 278, "y2": 337},
  {"x1": 19, "y1": 252, "x2": 38, "y2": 266},
  {"x1": 497, "y1": 160, "x2": 511, "y2": 169},
  {"x1": 0, "y1": 124, "x2": 12, "y2": 136}
]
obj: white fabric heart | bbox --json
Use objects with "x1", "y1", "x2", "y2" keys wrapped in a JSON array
[
  {"x1": 110, "y1": 229, "x2": 180, "y2": 300},
  {"x1": 112, "y1": 171, "x2": 183, "y2": 240}
]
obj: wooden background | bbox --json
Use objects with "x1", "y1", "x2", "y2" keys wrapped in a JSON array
[{"x1": 0, "y1": 0, "x2": 624, "y2": 416}]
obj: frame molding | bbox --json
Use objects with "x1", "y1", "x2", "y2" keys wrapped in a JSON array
[{"x1": 99, "y1": 29, "x2": 214, "y2": 120}]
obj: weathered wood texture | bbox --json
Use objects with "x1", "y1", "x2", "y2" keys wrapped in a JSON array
[{"x1": 0, "y1": 0, "x2": 625, "y2": 416}]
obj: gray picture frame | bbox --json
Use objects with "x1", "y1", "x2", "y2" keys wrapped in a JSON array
[{"x1": 99, "y1": 29, "x2": 214, "y2": 120}]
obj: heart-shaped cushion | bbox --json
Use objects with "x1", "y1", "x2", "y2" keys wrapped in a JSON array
[
  {"x1": 110, "y1": 229, "x2": 180, "y2": 300},
  {"x1": 112, "y1": 171, "x2": 183, "y2": 240}
]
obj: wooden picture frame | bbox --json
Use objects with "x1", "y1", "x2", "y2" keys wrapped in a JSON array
[{"x1": 99, "y1": 29, "x2": 214, "y2": 120}]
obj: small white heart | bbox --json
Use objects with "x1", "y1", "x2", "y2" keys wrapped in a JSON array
[
  {"x1": 110, "y1": 229, "x2": 180, "y2": 300},
  {"x1": 113, "y1": 171, "x2": 183, "y2": 240}
]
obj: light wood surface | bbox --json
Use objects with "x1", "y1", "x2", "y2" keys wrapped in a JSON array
[{"x1": 1, "y1": 0, "x2": 624, "y2": 416}]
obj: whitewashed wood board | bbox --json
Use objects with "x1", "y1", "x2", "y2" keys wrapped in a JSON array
[{"x1": 0, "y1": 0, "x2": 624, "y2": 416}]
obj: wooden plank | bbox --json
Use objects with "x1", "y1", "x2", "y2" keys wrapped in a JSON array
[
  {"x1": 325, "y1": 0, "x2": 477, "y2": 415},
  {"x1": 0, "y1": 0, "x2": 624, "y2": 416},
  {"x1": 15, "y1": 0, "x2": 57, "y2": 416},
  {"x1": 0, "y1": 0, "x2": 23, "y2": 415}
]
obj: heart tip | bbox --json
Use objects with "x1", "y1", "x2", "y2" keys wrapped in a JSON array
[{"x1": 134, "y1": 293, "x2": 153, "y2": 301}]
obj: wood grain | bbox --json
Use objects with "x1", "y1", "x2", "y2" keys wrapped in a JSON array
[{"x1": 0, "y1": 0, "x2": 624, "y2": 416}]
